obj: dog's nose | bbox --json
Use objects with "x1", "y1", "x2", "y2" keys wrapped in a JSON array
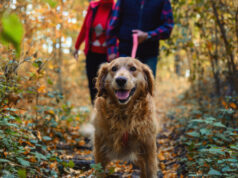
[{"x1": 116, "y1": 76, "x2": 127, "y2": 87}]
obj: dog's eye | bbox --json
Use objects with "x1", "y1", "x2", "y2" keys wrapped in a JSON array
[
  {"x1": 130, "y1": 66, "x2": 136, "y2": 72},
  {"x1": 112, "y1": 66, "x2": 118, "y2": 72}
]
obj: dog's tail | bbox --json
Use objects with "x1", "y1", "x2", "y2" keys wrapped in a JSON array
[
  {"x1": 79, "y1": 110, "x2": 95, "y2": 140},
  {"x1": 80, "y1": 123, "x2": 95, "y2": 138}
]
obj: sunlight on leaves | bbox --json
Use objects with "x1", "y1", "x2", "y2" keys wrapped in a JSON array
[{"x1": 43, "y1": 0, "x2": 57, "y2": 8}]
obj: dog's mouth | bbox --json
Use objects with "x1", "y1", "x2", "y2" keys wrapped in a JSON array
[{"x1": 115, "y1": 87, "x2": 136, "y2": 103}]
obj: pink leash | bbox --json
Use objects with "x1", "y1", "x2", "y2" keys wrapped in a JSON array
[
  {"x1": 131, "y1": 33, "x2": 138, "y2": 58},
  {"x1": 121, "y1": 34, "x2": 138, "y2": 146}
]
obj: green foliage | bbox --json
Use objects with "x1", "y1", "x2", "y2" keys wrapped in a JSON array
[
  {"x1": 170, "y1": 0, "x2": 238, "y2": 94},
  {"x1": 208, "y1": 169, "x2": 222, "y2": 176},
  {"x1": 0, "y1": 13, "x2": 24, "y2": 57},
  {"x1": 177, "y1": 97, "x2": 238, "y2": 177},
  {"x1": 90, "y1": 163, "x2": 115, "y2": 175},
  {"x1": 18, "y1": 169, "x2": 26, "y2": 178},
  {"x1": 17, "y1": 158, "x2": 30, "y2": 167},
  {"x1": 0, "y1": 0, "x2": 91, "y2": 177},
  {"x1": 62, "y1": 160, "x2": 75, "y2": 169},
  {"x1": 90, "y1": 163, "x2": 104, "y2": 175},
  {"x1": 0, "y1": 45, "x2": 90, "y2": 176},
  {"x1": 0, "y1": 105, "x2": 62, "y2": 177}
]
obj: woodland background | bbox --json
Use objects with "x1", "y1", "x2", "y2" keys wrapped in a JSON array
[{"x1": 0, "y1": 0, "x2": 237, "y2": 177}]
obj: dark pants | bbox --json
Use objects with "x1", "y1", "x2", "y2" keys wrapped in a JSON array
[{"x1": 86, "y1": 51, "x2": 107, "y2": 104}]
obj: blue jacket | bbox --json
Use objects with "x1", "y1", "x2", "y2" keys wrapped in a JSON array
[{"x1": 107, "y1": 0, "x2": 174, "y2": 59}]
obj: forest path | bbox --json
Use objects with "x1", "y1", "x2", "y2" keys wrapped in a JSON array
[{"x1": 154, "y1": 75, "x2": 189, "y2": 177}]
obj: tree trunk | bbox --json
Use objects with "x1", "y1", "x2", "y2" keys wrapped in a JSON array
[
  {"x1": 174, "y1": 54, "x2": 181, "y2": 76},
  {"x1": 56, "y1": 1, "x2": 64, "y2": 95},
  {"x1": 206, "y1": 23, "x2": 220, "y2": 96},
  {"x1": 211, "y1": 0, "x2": 238, "y2": 94},
  {"x1": 57, "y1": 36, "x2": 63, "y2": 94}
]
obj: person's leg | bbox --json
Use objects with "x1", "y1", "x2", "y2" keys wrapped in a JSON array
[
  {"x1": 143, "y1": 56, "x2": 158, "y2": 77},
  {"x1": 86, "y1": 52, "x2": 107, "y2": 104}
]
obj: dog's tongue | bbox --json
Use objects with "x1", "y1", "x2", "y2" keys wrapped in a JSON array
[{"x1": 116, "y1": 90, "x2": 130, "y2": 100}]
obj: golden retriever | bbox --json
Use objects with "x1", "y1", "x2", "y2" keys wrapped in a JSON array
[{"x1": 93, "y1": 57, "x2": 158, "y2": 178}]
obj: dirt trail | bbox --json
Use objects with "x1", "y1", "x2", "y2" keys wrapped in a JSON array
[{"x1": 154, "y1": 76, "x2": 190, "y2": 177}]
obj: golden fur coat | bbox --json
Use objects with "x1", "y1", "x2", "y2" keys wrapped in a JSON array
[{"x1": 93, "y1": 57, "x2": 158, "y2": 178}]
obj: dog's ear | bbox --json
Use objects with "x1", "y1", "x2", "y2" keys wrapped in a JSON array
[
  {"x1": 96, "y1": 63, "x2": 109, "y2": 97},
  {"x1": 143, "y1": 65, "x2": 154, "y2": 96}
]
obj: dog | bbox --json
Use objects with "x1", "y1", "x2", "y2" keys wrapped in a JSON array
[{"x1": 93, "y1": 57, "x2": 158, "y2": 178}]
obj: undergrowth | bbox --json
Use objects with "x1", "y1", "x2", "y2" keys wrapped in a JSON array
[
  {"x1": 0, "y1": 56, "x2": 90, "y2": 177},
  {"x1": 175, "y1": 81, "x2": 238, "y2": 177}
]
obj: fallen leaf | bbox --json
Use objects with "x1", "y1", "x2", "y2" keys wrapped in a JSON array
[
  {"x1": 37, "y1": 85, "x2": 46, "y2": 93},
  {"x1": 230, "y1": 103, "x2": 237, "y2": 109},
  {"x1": 158, "y1": 152, "x2": 166, "y2": 160}
]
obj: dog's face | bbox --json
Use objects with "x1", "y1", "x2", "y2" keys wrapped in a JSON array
[{"x1": 96, "y1": 57, "x2": 154, "y2": 105}]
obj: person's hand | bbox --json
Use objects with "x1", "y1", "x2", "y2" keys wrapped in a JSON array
[
  {"x1": 73, "y1": 50, "x2": 79, "y2": 61},
  {"x1": 132, "y1": 29, "x2": 148, "y2": 44},
  {"x1": 108, "y1": 53, "x2": 117, "y2": 61}
]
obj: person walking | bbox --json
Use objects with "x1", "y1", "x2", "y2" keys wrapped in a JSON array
[
  {"x1": 107, "y1": 0, "x2": 174, "y2": 76},
  {"x1": 74, "y1": 0, "x2": 114, "y2": 104}
]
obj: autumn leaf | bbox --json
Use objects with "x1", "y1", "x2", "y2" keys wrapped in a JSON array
[
  {"x1": 29, "y1": 157, "x2": 37, "y2": 163},
  {"x1": 222, "y1": 100, "x2": 228, "y2": 108},
  {"x1": 230, "y1": 103, "x2": 237, "y2": 109},
  {"x1": 24, "y1": 141, "x2": 34, "y2": 147},
  {"x1": 207, "y1": 41, "x2": 212, "y2": 50},
  {"x1": 50, "y1": 161, "x2": 57, "y2": 169},
  {"x1": 37, "y1": 85, "x2": 46, "y2": 93},
  {"x1": 158, "y1": 152, "x2": 166, "y2": 160},
  {"x1": 37, "y1": 131, "x2": 42, "y2": 140},
  {"x1": 23, "y1": 147, "x2": 31, "y2": 155},
  {"x1": 78, "y1": 140, "x2": 85, "y2": 146}
]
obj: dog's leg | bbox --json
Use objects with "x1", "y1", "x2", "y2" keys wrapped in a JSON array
[
  {"x1": 140, "y1": 138, "x2": 158, "y2": 178},
  {"x1": 135, "y1": 159, "x2": 146, "y2": 178},
  {"x1": 94, "y1": 135, "x2": 110, "y2": 177},
  {"x1": 94, "y1": 148, "x2": 109, "y2": 169}
]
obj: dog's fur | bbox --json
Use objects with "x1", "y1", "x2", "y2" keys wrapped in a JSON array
[{"x1": 93, "y1": 57, "x2": 158, "y2": 178}]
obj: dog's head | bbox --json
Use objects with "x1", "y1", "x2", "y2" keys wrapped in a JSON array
[{"x1": 96, "y1": 57, "x2": 154, "y2": 105}]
